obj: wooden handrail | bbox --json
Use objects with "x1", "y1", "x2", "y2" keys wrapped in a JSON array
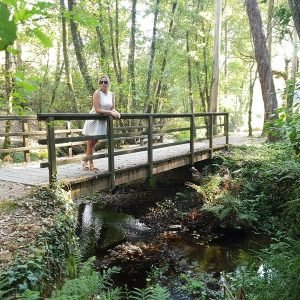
[
  {"x1": 35, "y1": 112, "x2": 229, "y2": 186},
  {"x1": 0, "y1": 113, "x2": 229, "y2": 187}
]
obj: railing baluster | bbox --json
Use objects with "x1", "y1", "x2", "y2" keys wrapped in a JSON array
[
  {"x1": 46, "y1": 117, "x2": 57, "y2": 187},
  {"x1": 190, "y1": 114, "x2": 195, "y2": 165},
  {"x1": 148, "y1": 115, "x2": 153, "y2": 178},
  {"x1": 66, "y1": 121, "x2": 72, "y2": 157},
  {"x1": 209, "y1": 114, "x2": 213, "y2": 158},
  {"x1": 107, "y1": 116, "x2": 115, "y2": 189},
  {"x1": 225, "y1": 113, "x2": 229, "y2": 147},
  {"x1": 22, "y1": 119, "x2": 30, "y2": 162}
]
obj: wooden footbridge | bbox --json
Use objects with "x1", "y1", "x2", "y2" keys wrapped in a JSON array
[{"x1": 0, "y1": 113, "x2": 236, "y2": 198}]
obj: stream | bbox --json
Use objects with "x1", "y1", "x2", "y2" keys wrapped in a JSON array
[{"x1": 76, "y1": 200, "x2": 270, "y2": 293}]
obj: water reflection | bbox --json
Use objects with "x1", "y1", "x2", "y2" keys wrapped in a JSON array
[
  {"x1": 77, "y1": 203, "x2": 150, "y2": 258},
  {"x1": 172, "y1": 234, "x2": 270, "y2": 273}
]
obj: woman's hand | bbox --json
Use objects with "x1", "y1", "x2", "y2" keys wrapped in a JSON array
[{"x1": 111, "y1": 110, "x2": 121, "y2": 119}]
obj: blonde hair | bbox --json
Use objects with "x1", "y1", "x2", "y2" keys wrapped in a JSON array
[{"x1": 98, "y1": 75, "x2": 110, "y2": 85}]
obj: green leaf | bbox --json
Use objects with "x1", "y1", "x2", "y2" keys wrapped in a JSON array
[
  {"x1": 0, "y1": 3, "x2": 17, "y2": 50},
  {"x1": 32, "y1": 28, "x2": 52, "y2": 48}
]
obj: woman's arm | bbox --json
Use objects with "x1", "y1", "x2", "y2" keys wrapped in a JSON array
[
  {"x1": 93, "y1": 90, "x2": 120, "y2": 119},
  {"x1": 93, "y1": 90, "x2": 113, "y2": 116},
  {"x1": 111, "y1": 93, "x2": 121, "y2": 118}
]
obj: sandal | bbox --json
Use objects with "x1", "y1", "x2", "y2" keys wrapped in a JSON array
[
  {"x1": 89, "y1": 163, "x2": 99, "y2": 172},
  {"x1": 82, "y1": 161, "x2": 89, "y2": 171}
]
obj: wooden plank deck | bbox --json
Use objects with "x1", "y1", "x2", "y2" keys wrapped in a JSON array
[{"x1": 0, "y1": 134, "x2": 262, "y2": 196}]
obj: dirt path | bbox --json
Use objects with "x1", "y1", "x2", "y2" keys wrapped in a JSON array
[{"x1": 0, "y1": 181, "x2": 33, "y2": 202}]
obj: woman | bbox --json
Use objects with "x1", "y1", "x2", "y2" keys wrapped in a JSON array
[{"x1": 82, "y1": 75, "x2": 121, "y2": 171}]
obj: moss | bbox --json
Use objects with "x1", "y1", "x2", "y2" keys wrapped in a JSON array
[{"x1": 0, "y1": 200, "x2": 17, "y2": 212}]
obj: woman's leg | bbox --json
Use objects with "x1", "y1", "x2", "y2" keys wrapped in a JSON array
[
  {"x1": 88, "y1": 140, "x2": 99, "y2": 171},
  {"x1": 83, "y1": 140, "x2": 94, "y2": 170}
]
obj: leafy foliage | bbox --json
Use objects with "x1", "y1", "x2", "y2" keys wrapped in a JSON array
[
  {"x1": 225, "y1": 237, "x2": 300, "y2": 300},
  {"x1": 267, "y1": 104, "x2": 300, "y2": 155},
  {"x1": 0, "y1": 3, "x2": 17, "y2": 50},
  {"x1": 0, "y1": 187, "x2": 79, "y2": 298},
  {"x1": 51, "y1": 259, "x2": 121, "y2": 300},
  {"x1": 128, "y1": 285, "x2": 170, "y2": 300}
]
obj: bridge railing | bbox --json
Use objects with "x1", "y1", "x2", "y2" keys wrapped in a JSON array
[
  {"x1": 0, "y1": 115, "x2": 83, "y2": 162},
  {"x1": 36, "y1": 113, "x2": 229, "y2": 187}
]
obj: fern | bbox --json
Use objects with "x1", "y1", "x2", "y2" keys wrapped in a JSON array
[
  {"x1": 100, "y1": 288, "x2": 122, "y2": 300},
  {"x1": 128, "y1": 285, "x2": 170, "y2": 300},
  {"x1": 129, "y1": 287, "x2": 153, "y2": 300},
  {"x1": 0, "y1": 277, "x2": 13, "y2": 300},
  {"x1": 149, "y1": 284, "x2": 170, "y2": 300},
  {"x1": 50, "y1": 258, "x2": 121, "y2": 300}
]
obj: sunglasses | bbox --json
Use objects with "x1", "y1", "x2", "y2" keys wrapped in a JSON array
[{"x1": 100, "y1": 80, "x2": 108, "y2": 84}]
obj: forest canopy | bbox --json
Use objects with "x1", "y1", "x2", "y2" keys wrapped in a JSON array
[{"x1": 0, "y1": 0, "x2": 300, "y2": 133}]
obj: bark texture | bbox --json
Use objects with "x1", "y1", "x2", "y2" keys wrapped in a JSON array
[
  {"x1": 245, "y1": 0, "x2": 278, "y2": 124},
  {"x1": 60, "y1": 0, "x2": 79, "y2": 114},
  {"x1": 154, "y1": 0, "x2": 177, "y2": 113},
  {"x1": 289, "y1": 0, "x2": 300, "y2": 39},
  {"x1": 145, "y1": 0, "x2": 160, "y2": 113},
  {"x1": 127, "y1": 0, "x2": 137, "y2": 111},
  {"x1": 68, "y1": 0, "x2": 95, "y2": 96}
]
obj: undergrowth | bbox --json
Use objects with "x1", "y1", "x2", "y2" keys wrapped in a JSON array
[{"x1": 0, "y1": 187, "x2": 79, "y2": 298}]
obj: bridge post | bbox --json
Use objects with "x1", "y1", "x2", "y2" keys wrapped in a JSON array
[
  {"x1": 66, "y1": 121, "x2": 72, "y2": 157},
  {"x1": 46, "y1": 117, "x2": 57, "y2": 186},
  {"x1": 107, "y1": 116, "x2": 115, "y2": 190},
  {"x1": 209, "y1": 114, "x2": 213, "y2": 158},
  {"x1": 190, "y1": 114, "x2": 195, "y2": 165},
  {"x1": 22, "y1": 120, "x2": 30, "y2": 162},
  {"x1": 225, "y1": 113, "x2": 229, "y2": 148},
  {"x1": 147, "y1": 115, "x2": 153, "y2": 177}
]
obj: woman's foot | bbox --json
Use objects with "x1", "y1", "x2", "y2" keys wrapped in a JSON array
[
  {"x1": 82, "y1": 161, "x2": 89, "y2": 171},
  {"x1": 89, "y1": 163, "x2": 99, "y2": 172}
]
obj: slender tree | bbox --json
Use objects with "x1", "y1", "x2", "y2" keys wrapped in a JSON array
[
  {"x1": 50, "y1": 41, "x2": 64, "y2": 108},
  {"x1": 289, "y1": 0, "x2": 300, "y2": 39},
  {"x1": 145, "y1": 0, "x2": 160, "y2": 113},
  {"x1": 68, "y1": 0, "x2": 94, "y2": 96},
  {"x1": 209, "y1": 0, "x2": 222, "y2": 112},
  {"x1": 245, "y1": 0, "x2": 278, "y2": 134},
  {"x1": 186, "y1": 31, "x2": 194, "y2": 113},
  {"x1": 153, "y1": 0, "x2": 177, "y2": 113},
  {"x1": 127, "y1": 0, "x2": 137, "y2": 112},
  {"x1": 267, "y1": 0, "x2": 274, "y2": 58},
  {"x1": 96, "y1": 0, "x2": 109, "y2": 75},
  {"x1": 60, "y1": 0, "x2": 79, "y2": 113},
  {"x1": 2, "y1": 50, "x2": 13, "y2": 153}
]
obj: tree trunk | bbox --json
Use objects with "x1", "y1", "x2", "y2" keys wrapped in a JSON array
[
  {"x1": 154, "y1": 0, "x2": 177, "y2": 113},
  {"x1": 2, "y1": 50, "x2": 13, "y2": 153},
  {"x1": 195, "y1": 0, "x2": 207, "y2": 112},
  {"x1": 145, "y1": 0, "x2": 160, "y2": 113},
  {"x1": 289, "y1": 0, "x2": 300, "y2": 39},
  {"x1": 248, "y1": 64, "x2": 258, "y2": 137},
  {"x1": 96, "y1": 0, "x2": 109, "y2": 75},
  {"x1": 186, "y1": 31, "x2": 194, "y2": 113},
  {"x1": 68, "y1": 0, "x2": 94, "y2": 96},
  {"x1": 267, "y1": 0, "x2": 274, "y2": 59},
  {"x1": 108, "y1": 4, "x2": 119, "y2": 81},
  {"x1": 60, "y1": 0, "x2": 79, "y2": 114},
  {"x1": 50, "y1": 41, "x2": 63, "y2": 108},
  {"x1": 115, "y1": 0, "x2": 122, "y2": 83},
  {"x1": 201, "y1": 16, "x2": 210, "y2": 111},
  {"x1": 245, "y1": 0, "x2": 278, "y2": 135},
  {"x1": 287, "y1": 30, "x2": 299, "y2": 109},
  {"x1": 209, "y1": 0, "x2": 222, "y2": 112},
  {"x1": 127, "y1": 0, "x2": 137, "y2": 112},
  {"x1": 107, "y1": 2, "x2": 124, "y2": 110},
  {"x1": 50, "y1": 63, "x2": 64, "y2": 109}
]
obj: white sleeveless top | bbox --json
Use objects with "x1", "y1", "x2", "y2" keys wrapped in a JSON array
[{"x1": 82, "y1": 90, "x2": 113, "y2": 136}]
